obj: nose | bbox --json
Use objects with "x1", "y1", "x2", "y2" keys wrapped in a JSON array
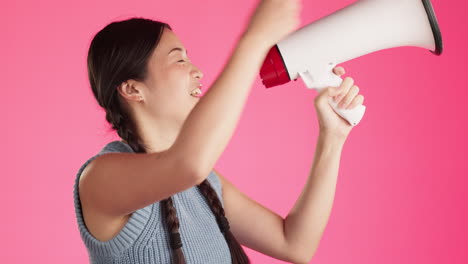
[{"x1": 191, "y1": 64, "x2": 204, "y2": 80}]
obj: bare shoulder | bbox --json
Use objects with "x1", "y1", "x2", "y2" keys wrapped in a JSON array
[{"x1": 78, "y1": 157, "x2": 132, "y2": 242}]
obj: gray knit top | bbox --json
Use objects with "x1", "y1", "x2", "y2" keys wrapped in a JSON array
[{"x1": 73, "y1": 140, "x2": 232, "y2": 263}]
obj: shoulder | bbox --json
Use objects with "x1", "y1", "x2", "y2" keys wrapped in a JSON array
[{"x1": 76, "y1": 140, "x2": 133, "y2": 181}]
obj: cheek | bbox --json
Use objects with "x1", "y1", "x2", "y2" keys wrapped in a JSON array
[
  {"x1": 149, "y1": 65, "x2": 191, "y2": 100},
  {"x1": 166, "y1": 65, "x2": 190, "y2": 89},
  {"x1": 169, "y1": 64, "x2": 188, "y2": 77}
]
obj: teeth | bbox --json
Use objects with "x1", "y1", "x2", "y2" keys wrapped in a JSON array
[{"x1": 190, "y1": 88, "x2": 202, "y2": 96}]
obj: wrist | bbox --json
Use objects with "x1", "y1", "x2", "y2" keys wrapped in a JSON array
[
  {"x1": 238, "y1": 32, "x2": 272, "y2": 56},
  {"x1": 318, "y1": 130, "x2": 347, "y2": 145}
]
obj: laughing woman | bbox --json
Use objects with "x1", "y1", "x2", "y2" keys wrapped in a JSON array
[{"x1": 73, "y1": 0, "x2": 364, "y2": 263}]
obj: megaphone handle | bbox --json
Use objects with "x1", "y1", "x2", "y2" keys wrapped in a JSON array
[
  {"x1": 327, "y1": 96, "x2": 366, "y2": 127},
  {"x1": 299, "y1": 70, "x2": 366, "y2": 126}
]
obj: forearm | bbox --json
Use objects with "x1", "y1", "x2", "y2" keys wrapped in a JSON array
[
  {"x1": 173, "y1": 35, "x2": 270, "y2": 178},
  {"x1": 284, "y1": 132, "x2": 346, "y2": 261}
]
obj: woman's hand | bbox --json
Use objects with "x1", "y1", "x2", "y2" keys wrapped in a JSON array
[
  {"x1": 314, "y1": 66, "x2": 365, "y2": 140},
  {"x1": 242, "y1": 0, "x2": 301, "y2": 50}
]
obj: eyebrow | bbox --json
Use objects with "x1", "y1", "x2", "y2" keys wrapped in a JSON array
[{"x1": 168, "y1": 47, "x2": 188, "y2": 56}]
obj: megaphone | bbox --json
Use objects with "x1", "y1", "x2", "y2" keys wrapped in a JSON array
[{"x1": 259, "y1": 0, "x2": 443, "y2": 126}]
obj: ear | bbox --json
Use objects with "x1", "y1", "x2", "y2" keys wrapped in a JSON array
[{"x1": 117, "y1": 80, "x2": 144, "y2": 102}]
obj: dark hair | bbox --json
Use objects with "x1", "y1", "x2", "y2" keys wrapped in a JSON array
[{"x1": 87, "y1": 17, "x2": 250, "y2": 264}]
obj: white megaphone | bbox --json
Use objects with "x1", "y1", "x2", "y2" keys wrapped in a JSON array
[{"x1": 260, "y1": 0, "x2": 443, "y2": 126}]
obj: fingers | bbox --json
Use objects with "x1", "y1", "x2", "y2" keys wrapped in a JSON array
[
  {"x1": 327, "y1": 66, "x2": 345, "y2": 97},
  {"x1": 345, "y1": 94, "x2": 365, "y2": 110},
  {"x1": 328, "y1": 68, "x2": 364, "y2": 110},
  {"x1": 333, "y1": 66, "x2": 345, "y2": 77},
  {"x1": 337, "y1": 84, "x2": 359, "y2": 109},
  {"x1": 329, "y1": 76, "x2": 354, "y2": 98}
]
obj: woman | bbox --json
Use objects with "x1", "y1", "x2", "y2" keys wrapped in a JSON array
[{"x1": 73, "y1": 0, "x2": 364, "y2": 263}]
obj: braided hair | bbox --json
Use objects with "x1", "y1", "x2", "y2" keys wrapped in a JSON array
[{"x1": 87, "y1": 17, "x2": 250, "y2": 263}]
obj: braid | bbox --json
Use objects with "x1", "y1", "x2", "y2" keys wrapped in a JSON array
[
  {"x1": 198, "y1": 179, "x2": 250, "y2": 264},
  {"x1": 106, "y1": 104, "x2": 249, "y2": 262},
  {"x1": 161, "y1": 196, "x2": 186, "y2": 263},
  {"x1": 106, "y1": 103, "x2": 187, "y2": 263},
  {"x1": 105, "y1": 103, "x2": 146, "y2": 153}
]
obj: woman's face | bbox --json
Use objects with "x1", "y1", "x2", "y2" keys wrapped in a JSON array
[{"x1": 138, "y1": 27, "x2": 204, "y2": 124}]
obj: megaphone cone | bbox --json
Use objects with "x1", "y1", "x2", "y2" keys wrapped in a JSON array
[{"x1": 260, "y1": 0, "x2": 443, "y2": 126}]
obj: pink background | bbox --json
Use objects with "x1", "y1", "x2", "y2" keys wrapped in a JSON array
[{"x1": 2, "y1": 0, "x2": 466, "y2": 263}]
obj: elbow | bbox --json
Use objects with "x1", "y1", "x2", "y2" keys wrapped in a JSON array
[
  {"x1": 293, "y1": 252, "x2": 314, "y2": 264},
  {"x1": 186, "y1": 160, "x2": 210, "y2": 186},
  {"x1": 168, "y1": 139, "x2": 213, "y2": 185},
  {"x1": 166, "y1": 148, "x2": 208, "y2": 186},
  {"x1": 186, "y1": 164, "x2": 205, "y2": 186},
  {"x1": 193, "y1": 171, "x2": 206, "y2": 185},
  {"x1": 186, "y1": 156, "x2": 212, "y2": 185},
  {"x1": 300, "y1": 253, "x2": 315, "y2": 264},
  {"x1": 288, "y1": 244, "x2": 317, "y2": 264}
]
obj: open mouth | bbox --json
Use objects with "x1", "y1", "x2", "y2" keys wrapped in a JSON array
[{"x1": 190, "y1": 86, "x2": 202, "y2": 98}]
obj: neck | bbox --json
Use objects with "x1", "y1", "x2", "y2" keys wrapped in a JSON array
[{"x1": 122, "y1": 114, "x2": 183, "y2": 154}]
